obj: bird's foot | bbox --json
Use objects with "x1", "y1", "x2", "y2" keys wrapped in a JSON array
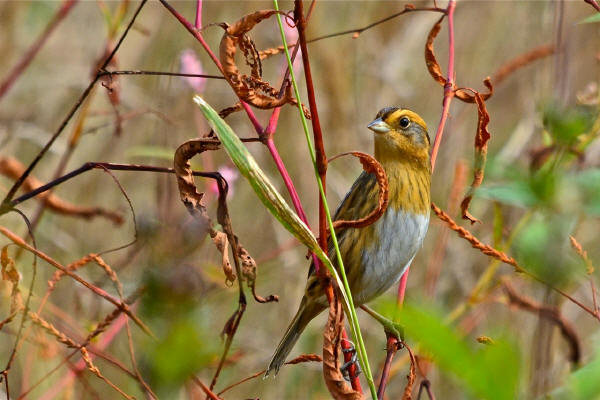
[{"x1": 360, "y1": 305, "x2": 405, "y2": 342}]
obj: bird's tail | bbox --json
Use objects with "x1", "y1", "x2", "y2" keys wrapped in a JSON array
[{"x1": 265, "y1": 297, "x2": 323, "y2": 377}]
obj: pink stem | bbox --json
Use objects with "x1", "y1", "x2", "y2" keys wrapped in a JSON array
[
  {"x1": 265, "y1": 137, "x2": 309, "y2": 224},
  {"x1": 0, "y1": 0, "x2": 79, "y2": 100},
  {"x1": 397, "y1": 0, "x2": 456, "y2": 306},
  {"x1": 194, "y1": 0, "x2": 202, "y2": 29}
]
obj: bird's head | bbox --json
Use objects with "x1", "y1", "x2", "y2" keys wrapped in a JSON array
[{"x1": 367, "y1": 107, "x2": 430, "y2": 167}]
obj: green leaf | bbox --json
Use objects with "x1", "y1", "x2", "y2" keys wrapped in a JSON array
[
  {"x1": 386, "y1": 301, "x2": 521, "y2": 400},
  {"x1": 568, "y1": 355, "x2": 600, "y2": 399},
  {"x1": 579, "y1": 13, "x2": 600, "y2": 24},
  {"x1": 477, "y1": 182, "x2": 538, "y2": 208},
  {"x1": 550, "y1": 345, "x2": 600, "y2": 399},
  {"x1": 543, "y1": 105, "x2": 594, "y2": 145},
  {"x1": 192, "y1": 95, "x2": 352, "y2": 312}
]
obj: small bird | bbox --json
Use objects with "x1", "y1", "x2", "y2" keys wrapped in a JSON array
[{"x1": 266, "y1": 107, "x2": 432, "y2": 376}]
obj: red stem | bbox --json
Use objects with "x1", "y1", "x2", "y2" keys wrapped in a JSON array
[
  {"x1": 0, "y1": 0, "x2": 79, "y2": 100},
  {"x1": 295, "y1": 0, "x2": 328, "y2": 262},
  {"x1": 265, "y1": 138, "x2": 309, "y2": 223},
  {"x1": 294, "y1": 0, "x2": 362, "y2": 393}
]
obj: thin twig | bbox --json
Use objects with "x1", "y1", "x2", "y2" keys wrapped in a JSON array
[
  {"x1": 0, "y1": 0, "x2": 148, "y2": 206},
  {"x1": 306, "y1": 5, "x2": 445, "y2": 43},
  {"x1": 99, "y1": 69, "x2": 225, "y2": 79}
]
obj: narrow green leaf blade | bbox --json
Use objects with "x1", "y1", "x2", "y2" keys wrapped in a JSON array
[{"x1": 192, "y1": 95, "x2": 351, "y2": 310}]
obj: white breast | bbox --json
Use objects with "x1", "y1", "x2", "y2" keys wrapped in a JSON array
[{"x1": 357, "y1": 209, "x2": 429, "y2": 304}]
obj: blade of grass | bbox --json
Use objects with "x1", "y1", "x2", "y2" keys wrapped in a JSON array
[
  {"x1": 273, "y1": 1, "x2": 377, "y2": 397},
  {"x1": 192, "y1": 96, "x2": 352, "y2": 313}
]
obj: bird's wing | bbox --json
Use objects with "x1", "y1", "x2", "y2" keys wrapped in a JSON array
[{"x1": 304, "y1": 171, "x2": 378, "y2": 285}]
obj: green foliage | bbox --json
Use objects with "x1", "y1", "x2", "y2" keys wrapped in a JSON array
[
  {"x1": 579, "y1": 13, "x2": 600, "y2": 24},
  {"x1": 512, "y1": 214, "x2": 580, "y2": 285},
  {"x1": 380, "y1": 300, "x2": 521, "y2": 400},
  {"x1": 542, "y1": 104, "x2": 594, "y2": 146},
  {"x1": 550, "y1": 344, "x2": 600, "y2": 400}
]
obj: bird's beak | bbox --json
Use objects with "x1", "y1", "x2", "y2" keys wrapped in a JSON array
[{"x1": 367, "y1": 118, "x2": 391, "y2": 134}]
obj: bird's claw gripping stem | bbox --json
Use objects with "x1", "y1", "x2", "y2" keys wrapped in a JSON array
[{"x1": 360, "y1": 305, "x2": 405, "y2": 342}]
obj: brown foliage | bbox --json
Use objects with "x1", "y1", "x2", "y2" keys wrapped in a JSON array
[
  {"x1": 459, "y1": 92, "x2": 491, "y2": 224},
  {"x1": 322, "y1": 296, "x2": 364, "y2": 400},
  {"x1": 425, "y1": 16, "x2": 493, "y2": 103},
  {"x1": 401, "y1": 343, "x2": 417, "y2": 400},
  {"x1": 329, "y1": 152, "x2": 389, "y2": 231},
  {"x1": 219, "y1": 10, "x2": 293, "y2": 109}
]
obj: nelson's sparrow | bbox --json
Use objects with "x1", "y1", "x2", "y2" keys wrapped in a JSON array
[{"x1": 266, "y1": 107, "x2": 432, "y2": 376}]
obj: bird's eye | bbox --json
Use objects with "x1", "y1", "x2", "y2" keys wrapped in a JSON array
[{"x1": 399, "y1": 117, "x2": 410, "y2": 129}]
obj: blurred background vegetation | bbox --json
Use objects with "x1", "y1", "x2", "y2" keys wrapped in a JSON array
[{"x1": 0, "y1": 1, "x2": 599, "y2": 399}]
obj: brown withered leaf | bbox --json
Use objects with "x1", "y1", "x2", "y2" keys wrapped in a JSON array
[
  {"x1": 322, "y1": 296, "x2": 364, "y2": 400},
  {"x1": 219, "y1": 10, "x2": 294, "y2": 110},
  {"x1": 425, "y1": 17, "x2": 493, "y2": 103},
  {"x1": 460, "y1": 92, "x2": 491, "y2": 224},
  {"x1": 212, "y1": 231, "x2": 236, "y2": 285},
  {"x1": 239, "y1": 244, "x2": 278, "y2": 303},
  {"x1": 329, "y1": 152, "x2": 389, "y2": 231},
  {"x1": 424, "y1": 16, "x2": 446, "y2": 86},
  {"x1": 455, "y1": 77, "x2": 493, "y2": 103},
  {"x1": 174, "y1": 138, "x2": 240, "y2": 286},
  {"x1": 401, "y1": 343, "x2": 417, "y2": 400},
  {"x1": 219, "y1": 102, "x2": 243, "y2": 119},
  {"x1": 0, "y1": 157, "x2": 123, "y2": 224},
  {"x1": 173, "y1": 138, "x2": 221, "y2": 223}
]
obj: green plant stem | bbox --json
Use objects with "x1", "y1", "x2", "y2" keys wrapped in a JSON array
[{"x1": 273, "y1": 2, "x2": 376, "y2": 397}]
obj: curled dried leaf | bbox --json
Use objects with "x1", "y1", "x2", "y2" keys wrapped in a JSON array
[
  {"x1": 424, "y1": 16, "x2": 446, "y2": 86},
  {"x1": 454, "y1": 77, "x2": 493, "y2": 103},
  {"x1": 239, "y1": 244, "x2": 278, "y2": 303},
  {"x1": 219, "y1": 10, "x2": 296, "y2": 110},
  {"x1": 460, "y1": 92, "x2": 491, "y2": 224},
  {"x1": 0, "y1": 157, "x2": 123, "y2": 224},
  {"x1": 173, "y1": 138, "x2": 221, "y2": 223},
  {"x1": 212, "y1": 231, "x2": 236, "y2": 285},
  {"x1": 322, "y1": 296, "x2": 364, "y2": 400},
  {"x1": 329, "y1": 152, "x2": 388, "y2": 231},
  {"x1": 424, "y1": 17, "x2": 493, "y2": 104}
]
